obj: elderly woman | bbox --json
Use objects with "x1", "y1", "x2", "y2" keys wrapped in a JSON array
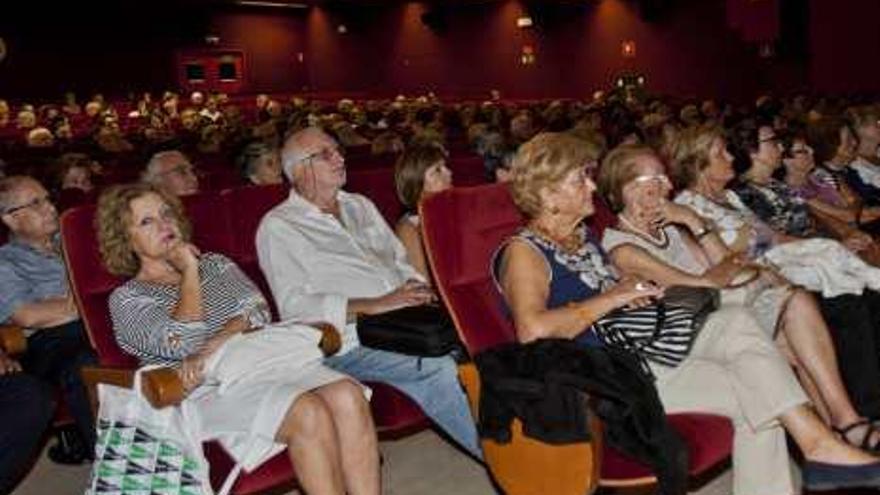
[
  {"x1": 807, "y1": 117, "x2": 880, "y2": 233},
  {"x1": 99, "y1": 183, "x2": 380, "y2": 495},
  {"x1": 600, "y1": 141, "x2": 880, "y2": 450},
  {"x1": 847, "y1": 106, "x2": 880, "y2": 202},
  {"x1": 237, "y1": 142, "x2": 284, "y2": 186},
  {"x1": 669, "y1": 123, "x2": 880, "y2": 426},
  {"x1": 394, "y1": 143, "x2": 453, "y2": 283},
  {"x1": 728, "y1": 121, "x2": 876, "y2": 260},
  {"x1": 494, "y1": 132, "x2": 880, "y2": 494}
]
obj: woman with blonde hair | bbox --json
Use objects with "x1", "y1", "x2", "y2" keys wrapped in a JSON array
[
  {"x1": 668, "y1": 124, "x2": 880, "y2": 428},
  {"x1": 98, "y1": 183, "x2": 380, "y2": 495},
  {"x1": 495, "y1": 132, "x2": 880, "y2": 494}
]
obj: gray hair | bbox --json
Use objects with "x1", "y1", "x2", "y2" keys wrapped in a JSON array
[
  {"x1": 280, "y1": 126, "x2": 326, "y2": 183},
  {"x1": 237, "y1": 141, "x2": 276, "y2": 180},
  {"x1": 142, "y1": 150, "x2": 188, "y2": 184},
  {"x1": 0, "y1": 176, "x2": 39, "y2": 213}
]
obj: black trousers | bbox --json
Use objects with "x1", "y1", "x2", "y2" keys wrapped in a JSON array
[
  {"x1": 0, "y1": 374, "x2": 54, "y2": 495},
  {"x1": 818, "y1": 289, "x2": 880, "y2": 418},
  {"x1": 20, "y1": 320, "x2": 97, "y2": 451}
]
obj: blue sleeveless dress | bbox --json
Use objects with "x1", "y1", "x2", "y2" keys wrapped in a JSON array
[{"x1": 492, "y1": 225, "x2": 619, "y2": 347}]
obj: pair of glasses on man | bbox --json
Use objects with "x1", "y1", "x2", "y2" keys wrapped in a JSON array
[
  {"x1": 298, "y1": 146, "x2": 345, "y2": 165},
  {"x1": 159, "y1": 164, "x2": 199, "y2": 178},
  {"x1": 3, "y1": 195, "x2": 51, "y2": 215}
]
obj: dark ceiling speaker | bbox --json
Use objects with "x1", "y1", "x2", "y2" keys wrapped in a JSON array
[{"x1": 420, "y1": 9, "x2": 448, "y2": 33}]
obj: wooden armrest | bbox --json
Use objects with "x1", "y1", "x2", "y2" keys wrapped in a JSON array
[
  {"x1": 0, "y1": 325, "x2": 26, "y2": 355},
  {"x1": 314, "y1": 322, "x2": 342, "y2": 357},
  {"x1": 140, "y1": 367, "x2": 185, "y2": 408},
  {"x1": 81, "y1": 365, "x2": 185, "y2": 410}
]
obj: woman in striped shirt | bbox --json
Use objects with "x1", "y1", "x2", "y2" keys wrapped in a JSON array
[{"x1": 98, "y1": 183, "x2": 380, "y2": 495}]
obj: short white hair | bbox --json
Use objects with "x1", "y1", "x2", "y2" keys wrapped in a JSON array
[
  {"x1": 143, "y1": 150, "x2": 188, "y2": 184},
  {"x1": 280, "y1": 126, "x2": 327, "y2": 183}
]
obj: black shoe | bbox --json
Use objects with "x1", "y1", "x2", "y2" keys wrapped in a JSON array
[
  {"x1": 47, "y1": 427, "x2": 91, "y2": 466},
  {"x1": 803, "y1": 460, "x2": 880, "y2": 491}
]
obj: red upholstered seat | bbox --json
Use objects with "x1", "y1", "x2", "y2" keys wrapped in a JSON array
[
  {"x1": 346, "y1": 167, "x2": 403, "y2": 226},
  {"x1": 420, "y1": 183, "x2": 733, "y2": 487}
]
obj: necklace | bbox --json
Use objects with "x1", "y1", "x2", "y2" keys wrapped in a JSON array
[
  {"x1": 618, "y1": 214, "x2": 669, "y2": 248},
  {"x1": 527, "y1": 222, "x2": 585, "y2": 254}
]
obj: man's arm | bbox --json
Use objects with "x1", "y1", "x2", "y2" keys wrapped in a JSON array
[
  {"x1": 0, "y1": 263, "x2": 78, "y2": 329},
  {"x1": 8, "y1": 294, "x2": 78, "y2": 329}
]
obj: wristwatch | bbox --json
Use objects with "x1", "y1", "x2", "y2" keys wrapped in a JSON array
[{"x1": 692, "y1": 224, "x2": 713, "y2": 239}]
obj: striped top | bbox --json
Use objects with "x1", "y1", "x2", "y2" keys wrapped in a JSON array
[{"x1": 109, "y1": 253, "x2": 271, "y2": 366}]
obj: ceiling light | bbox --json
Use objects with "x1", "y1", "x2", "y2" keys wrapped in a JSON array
[{"x1": 516, "y1": 16, "x2": 533, "y2": 28}]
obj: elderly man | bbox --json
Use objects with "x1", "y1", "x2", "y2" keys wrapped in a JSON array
[
  {"x1": 142, "y1": 150, "x2": 200, "y2": 197},
  {"x1": 0, "y1": 176, "x2": 96, "y2": 465},
  {"x1": 256, "y1": 127, "x2": 481, "y2": 458}
]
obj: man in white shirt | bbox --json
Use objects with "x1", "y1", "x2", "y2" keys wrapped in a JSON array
[{"x1": 256, "y1": 127, "x2": 481, "y2": 458}]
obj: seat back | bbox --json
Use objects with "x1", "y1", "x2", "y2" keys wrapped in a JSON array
[
  {"x1": 61, "y1": 204, "x2": 133, "y2": 367},
  {"x1": 420, "y1": 183, "x2": 524, "y2": 355},
  {"x1": 220, "y1": 184, "x2": 288, "y2": 317}
]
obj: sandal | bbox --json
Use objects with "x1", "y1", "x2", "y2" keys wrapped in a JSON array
[{"x1": 834, "y1": 419, "x2": 880, "y2": 453}]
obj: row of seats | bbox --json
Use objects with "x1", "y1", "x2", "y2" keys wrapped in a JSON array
[{"x1": 59, "y1": 180, "x2": 733, "y2": 493}]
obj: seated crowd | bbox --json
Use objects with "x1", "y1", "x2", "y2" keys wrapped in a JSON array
[{"x1": 1, "y1": 88, "x2": 880, "y2": 494}]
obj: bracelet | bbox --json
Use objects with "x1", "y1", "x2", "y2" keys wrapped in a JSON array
[{"x1": 567, "y1": 301, "x2": 594, "y2": 324}]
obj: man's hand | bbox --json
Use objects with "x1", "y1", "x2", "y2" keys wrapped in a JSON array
[
  {"x1": 0, "y1": 352, "x2": 22, "y2": 376},
  {"x1": 369, "y1": 280, "x2": 435, "y2": 315}
]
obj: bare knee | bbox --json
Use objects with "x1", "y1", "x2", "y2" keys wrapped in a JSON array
[
  {"x1": 278, "y1": 392, "x2": 334, "y2": 443},
  {"x1": 318, "y1": 380, "x2": 372, "y2": 420}
]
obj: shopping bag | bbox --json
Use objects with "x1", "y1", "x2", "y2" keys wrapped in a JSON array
[{"x1": 84, "y1": 367, "x2": 213, "y2": 495}]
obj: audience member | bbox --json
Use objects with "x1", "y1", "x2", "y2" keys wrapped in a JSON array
[
  {"x1": 256, "y1": 127, "x2": 481, "y2": 458},
  {"x1": 237, "y1": 141, "x2": 284, "y2": 186},
  {"x1": 496, "y1": 132, "x2": 880, "y2": 494},
  {"x1": 394, "y1": 143, "x2": 452, "y2": 283},
  {"x1": 99, "y1": 183, "x2": 380, "y2": 495},
  {"x1": 142, "y1": 150, "x2": 200, "y2": 197},
  {"x1": 0, "y1": 176, "x2": 96, "y2": 465}
]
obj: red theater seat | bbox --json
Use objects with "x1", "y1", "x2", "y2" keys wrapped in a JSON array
[{"x1": 420, "y1": 183, "x2": 733, "y2": 492}]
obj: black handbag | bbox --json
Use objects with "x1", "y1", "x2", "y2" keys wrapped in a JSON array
[
  {"x1": 662, "y1": 286, "x2": 721, "y2": 331},
  {"x1": 592, "y1": 286, "x2": 720, "y2": 370},
  {"x1": 357, "y1": 304, "x2": 464, "y2": 357}
]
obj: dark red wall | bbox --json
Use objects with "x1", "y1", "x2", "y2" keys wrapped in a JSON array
[
  {"x1": 809, "y1": 0, "x2": 880, "y2": 94},
  {"x1": 0, "y1": 1, "x2": 876, "y2": 102},
  {"x1": 208, "y1": 10, "x2": 310, "y2": 93},
  {"x1": 304, "y1": 0, "x2": 772, "y2": 101}
]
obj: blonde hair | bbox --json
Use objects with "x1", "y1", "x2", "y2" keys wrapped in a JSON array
[
  {"x1": 97, "y1": 183, "x2": 191, "y2": 277},
  {"x1": 664, "y1": 124, "x2": 725, "y2": 189},
  {"x1": 509, "y1": 132, "x2": 593, "y2": 219},
  {"x1": 598, "y1": 144, "x2": 657, "y2": 212}
]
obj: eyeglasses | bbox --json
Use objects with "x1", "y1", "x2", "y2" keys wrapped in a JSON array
[
  {"x1": 159, "y1": 164, "x2": 197, "y2": 178},
  {"x1": 790, "y1": 146, "x2": 814, "y2": 156},
  {"x1": 3, "y1": 194, "x2": 51, "y2": 215},
  {"x1": 630, "y1": 174, "x2": 671, "y2": 187},
  {"x1": 298, "y1": 146, "x2": 344, "y2": 165},
  {"x1": 758, "y1": 134, "x2": 780, "y2": 144}
]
